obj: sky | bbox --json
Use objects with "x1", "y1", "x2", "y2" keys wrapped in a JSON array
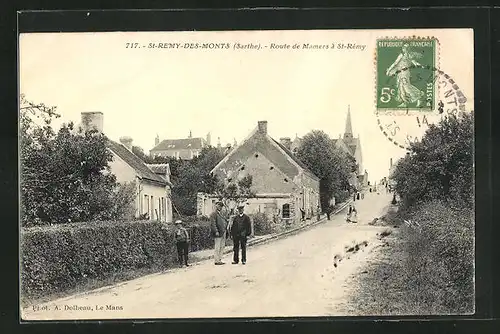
[{"x1": 19, "y1": 29, "x2": 474, "y2": 182}]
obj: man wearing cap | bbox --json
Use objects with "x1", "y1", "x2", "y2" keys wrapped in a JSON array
[
  {"x1": 230, "y1": 205, "x2": 252, "y2": 265},
  {"x1": 210, "y1": 201, "x2": 228, "y2": 265}
]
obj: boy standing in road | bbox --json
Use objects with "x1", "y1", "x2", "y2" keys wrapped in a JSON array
[{"x1": 174, "y1": 220, "x2": 190, "y2": 267}]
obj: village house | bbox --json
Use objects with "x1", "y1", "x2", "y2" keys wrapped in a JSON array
[
  {"x1": 80, "y1": 112, "x2": 173, "y2": 222},
  {"x1": 197, "y1": 120, "x2": 321, "y2": 225},
  {"x1": 150, "y1": 131, "x2": 211, "y2": 160}
]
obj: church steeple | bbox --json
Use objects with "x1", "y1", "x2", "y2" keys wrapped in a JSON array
[{"x1": 343, "y1": 105, "x2": 353, "y2": 141}]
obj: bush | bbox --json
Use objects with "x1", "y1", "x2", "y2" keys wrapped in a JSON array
[
  {"x1": 401, "y1": 200, "x2": 474, "y2": 314},
  {"x1": 250, "y1": 212, "x2": 274, "y2": 236},
  {"x1": 20, "y1": 218, "x2": 215, "y2": 302},
  {"x1": 184, "y1": 220, "x2": 213, "y2": 252}
]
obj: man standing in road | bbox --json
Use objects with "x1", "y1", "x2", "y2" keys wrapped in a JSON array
[
  {"x1": 210, "y1": 201, "x2": 228, "y2": 265},
  {"x1": 231, "y1": 205, "x2": 252, "y2": 265}
]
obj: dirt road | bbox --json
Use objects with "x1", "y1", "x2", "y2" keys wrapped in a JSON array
[{"x1": 22, "y1": 192, "x2": 393, "y2": 320}]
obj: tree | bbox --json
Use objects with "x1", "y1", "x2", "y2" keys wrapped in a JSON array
[
  {"x1": 391, "y1": 112, "x2": 474, "y2": 209},
  {"x1": 211, "y1": 174, "x2": 255, "y2": 215},
  {"x1": 294, "y1": 130, "x2": 356, "y2": 210},
  {"x1": 20, "y1": 95, "x2": 133, "y2": 226},
  {"x1": 132, "y1": 146, "x2": 154, "y2": 164}
]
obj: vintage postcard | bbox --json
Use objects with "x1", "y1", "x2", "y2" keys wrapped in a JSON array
[{"x1": 19, "y1": 28, "x2": 474, "y2": 320}]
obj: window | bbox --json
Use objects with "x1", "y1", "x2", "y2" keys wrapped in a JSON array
[
  {"x1": 282, "y1": 204, "x2": 290, "y2": 218},
  {"x1": 151, "y1": 196, "x2": 155, "y2": 219},
  {"x1": 144, "y1": 195, "x2": 149, "y2": 215}
]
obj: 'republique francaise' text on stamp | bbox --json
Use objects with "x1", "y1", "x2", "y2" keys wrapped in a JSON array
[{"x1": 376, "y1": 37, "x2": 438, "y2": 112}]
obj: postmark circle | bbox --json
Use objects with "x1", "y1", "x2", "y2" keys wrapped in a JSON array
[{"x1": 376, "y1": 64, "x2": 471, "y2": 151}]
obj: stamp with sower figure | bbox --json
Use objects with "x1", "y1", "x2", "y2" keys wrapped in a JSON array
[
  {"x1": 374, "y1": 36, "x2": 470, "y2": 151},
  {"x1": 376, "y1": 37, "x2": 438, "y2": 112}
]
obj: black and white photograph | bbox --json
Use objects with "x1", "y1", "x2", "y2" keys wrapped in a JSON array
[{"x1": 19, "y1": 28, "x2": 475, "y2": 320}]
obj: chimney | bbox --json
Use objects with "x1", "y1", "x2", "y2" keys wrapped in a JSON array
[
  {"x1": 206, "y1": 132, "x2": 211, "y2": 146},
  {"x1": 155, "y1": 134, "x2": 160, "y2": 147},
  {"x1": 258, "y1": 121, "x2": 268, "y2": 135},
  {"x1": 119, "y1": 136, "x2": 133, "y2": 151},
  {"x1": 390, "y1": 158, "x2": 393, "y2": 167},
  {"x1": 165, "y1": 163, "x2": 171, "y2": 183},
  {"x1": 81, "y1": 112, "x2": 103, "y2": 133},
  {"x1": 279, "y1": 137, "x2": 292, "y2": 150}
]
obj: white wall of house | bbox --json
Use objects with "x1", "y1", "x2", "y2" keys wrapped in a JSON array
[
  {"x1": 138, "y1": 181, "x2": 171, "y2": 222},
  {"x1": 109, "y1": 150, "x2": 172, "y2": 222},
  {"x1": 109, "y1": 151, "x2": 137, "y2": 183}
]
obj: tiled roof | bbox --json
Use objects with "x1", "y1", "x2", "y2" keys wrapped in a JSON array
[
  {"x1": 151, "y1": 138, "x2": 204, "y2": 151},
  {"x1": 107, "y1": 140, "x2": 168, "y2": 185},
  {"x1": 146, "y1": 164, "x2": 168, "y2": 174},
  {"x1": 271, "y1": 138, "x2": 319, "y2": 181}
]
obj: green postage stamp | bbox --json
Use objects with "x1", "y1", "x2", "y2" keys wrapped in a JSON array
[{"x1": 376, "y1": 37, "x2": 438, "y2": 112}]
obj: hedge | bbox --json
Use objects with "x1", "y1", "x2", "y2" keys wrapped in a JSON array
[{"x1": 21, "y1": 219, "x2": 214, "y2": 301}]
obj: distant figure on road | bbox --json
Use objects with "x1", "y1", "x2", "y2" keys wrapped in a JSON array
[
  {"x1": 210, "y1": 201, "x2": 228, "y2": 265},
  {"x1": 300, "y1": 208, "x2": 305, "y2": 221},
  {"x1": 231, "y1": 205, "x2": 252, "y2": 265},
  {"x1": 357, "y1": 193, "x2": 360, "y2": 200},
  {"x1": 350, "y1": 207, "x2": 358, "y2": 223},
  {"x1": 326, "y1": 205, "x2": 333, "y2": 220},
  {"x1": 174, "y1": 220, "x2": 190, "y2": 267},
  {"x1": 346, "y1": 204, "x2": 353, "y2": 223}
]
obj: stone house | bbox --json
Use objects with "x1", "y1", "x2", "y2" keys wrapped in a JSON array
[
  {"x1": 197, "y1": 120, "x2": 321, "y2": 225},
  {"x1": 80, "y1": 112, "x2": 173, "y2": 222},
  {"x1": 150, "y1": 131, "x2": 210, "y2": 160}
]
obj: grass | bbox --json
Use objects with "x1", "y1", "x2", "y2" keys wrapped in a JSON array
[
  {"x1": 339, "y1": 200, "x2": 474, "y2": 316},
  {"x1": 338, "y1": 231, "x2": 416, "y2": 315}
]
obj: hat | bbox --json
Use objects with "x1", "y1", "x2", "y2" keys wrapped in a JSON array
[
  {"x1": 215, "y1": 201, "x2": 224, "y2": 206},
  {"x1": 174, "y1": 220, "x2": 183, "y2": 224},
  {"x1": 237, "y1": 205, "x2": 245, "y2": 209}
]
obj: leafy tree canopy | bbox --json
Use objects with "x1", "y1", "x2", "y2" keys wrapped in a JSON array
[
  {"x1": 391, "y1": 112, "x2": 474, "y2": 209},
  {"x1": 20, "y1": 95, "x2": 135, "y2": 226},
  {"x1": 294, "y1": 130, "x2": 356, "y2": 209}
]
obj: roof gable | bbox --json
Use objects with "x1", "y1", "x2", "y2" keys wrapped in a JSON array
[
  {"x1": 151, "y1": 138, "x2": 204, "y2": 151},
  {"x1": 107, "y1": 140, "x2": 168, "y2": 185},
  {"x1": 270, "y1": 138, "x2": 319, "y2": 180},
  {"x1": 211, "y1": 127, "x2": 319, "y2": 181}
]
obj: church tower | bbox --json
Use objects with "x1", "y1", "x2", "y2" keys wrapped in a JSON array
[{"x1": 343, "y1": 105, "x2": 354, "y2": 142}]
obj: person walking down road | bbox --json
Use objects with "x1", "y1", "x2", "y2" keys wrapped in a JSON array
[
  {"x1": 210, "y1": 201, "x2": 228, "y2": 265},
  {"x1": 300, "y1": 208, "x2": 305, "y2": 222},
  {"x1": 346, "y1": 204, "x2": 353, "y2": 223},
  {"x1": 174, "y1": 220, "x2": 190, "y2": 267},
  {"x1": 231, "y1": 205, "x2": 252, "y2": 265},
  {"x1": 350, "y1": 207, "x2": 358, "y2": 223}
]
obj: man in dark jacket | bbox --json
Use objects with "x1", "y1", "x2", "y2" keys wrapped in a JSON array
[
  {"x1": 210, "y1": 201, "x2": 228, "y2": 265},
  {"x1": 230, "y1": 205, "x2": 252, "y2": 265}
]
